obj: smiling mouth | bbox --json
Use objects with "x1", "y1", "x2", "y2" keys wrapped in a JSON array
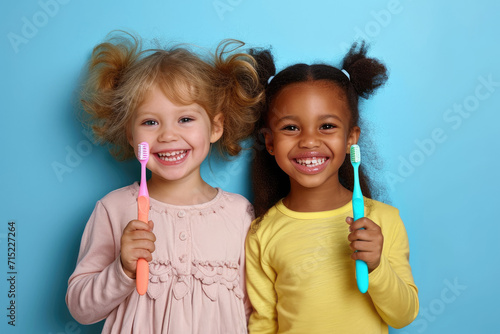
[
  {"x1": 157, "y1": 150, "x2": 188, "y2": 162},
  {"x1": 294, "y1": 157, "x2": 328, "y2": 167}
]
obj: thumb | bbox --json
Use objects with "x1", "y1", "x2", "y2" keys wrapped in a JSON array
[
  {"x1": 148, "y1": 220, "x2": 154, "y2": 231},
  {"x1": 345, "y1": 216, "x2": 354, "y2": 225}
]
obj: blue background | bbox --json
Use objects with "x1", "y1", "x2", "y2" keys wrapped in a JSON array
[{"x1": 1, "y1": 0, "x2": 499, "y2": 333}]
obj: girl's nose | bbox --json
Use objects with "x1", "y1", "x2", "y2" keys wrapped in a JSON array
[
  {"x1": 158, "y1": 124, "x2": 179, "y2": 142},
  {"x1": 298, "y1": 129, "x2": 320, "y2": 149}
]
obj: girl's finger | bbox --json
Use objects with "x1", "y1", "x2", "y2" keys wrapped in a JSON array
[
  {"x1": 348, "y1": 228, "x2": 368, "y2": 242},
  {"x1": 349, "y1": 239, "x2": 373, "y2": 252},
  {"x1": 125, "y1": 220, "x2": 153, "y2": 232},
  {"x1": 131, "y1": 240, "x2": 156, "y2": 253},
  {"x1": 351, "y1": 218, "x2": 379, "y2": 231},
  {"x1": 129, "y1": 248, "x2": 154, "y2": 263}
]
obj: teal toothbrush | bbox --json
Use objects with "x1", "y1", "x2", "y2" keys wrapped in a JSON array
[{"x1": 350, "y1": 144, "x2": 369, "y2": 293}]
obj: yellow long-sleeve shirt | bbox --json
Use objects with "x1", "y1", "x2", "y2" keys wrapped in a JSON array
[{"x1": 245, "y1": 198, "x2": 419, "y2": 334}]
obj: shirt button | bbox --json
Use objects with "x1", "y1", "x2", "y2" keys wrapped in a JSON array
[
  {"x1": 179, "y1": 231, "x2": 187, "y2": 241},
  {"x1": 177, "y1": 210, "x2": 186, "y2": 218}
]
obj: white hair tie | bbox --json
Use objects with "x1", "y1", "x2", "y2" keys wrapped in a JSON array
[
  {"x1": 341, "y1": 69, "x2": 350, "y2": 81},
  {"x1": 267, "y1": 75, "x2": 275, "y2": 84}
]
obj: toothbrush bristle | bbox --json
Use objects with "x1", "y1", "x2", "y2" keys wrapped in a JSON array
[
  {"x1": 350, "y1": 144, "x2": 361, "y2": 163},
  {"x1": 138, "y1": 142, "x2": 149, "y2": 161}
]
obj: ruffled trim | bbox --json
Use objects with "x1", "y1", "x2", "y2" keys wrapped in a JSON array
[
  {"x1": 192, "y1": 260, "x2": 243, "y2": 301},
  {"x1": 146, "y1": 259, "x2": 243, "y2": 301}
]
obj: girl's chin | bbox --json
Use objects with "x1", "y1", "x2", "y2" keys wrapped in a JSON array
[{"x1": 149, "y1": 166, "x2": 202, "y2": 185}]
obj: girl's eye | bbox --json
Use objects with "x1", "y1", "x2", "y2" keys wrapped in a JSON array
[
  {"x1": 143, "y1": 120, "x2": 158, "y2": 126},
  {"x1": 179, "y1": 117, "x2": 194, "y2": 123},
  {"x1": 320, "y1": 123, "x2": 336, "y2": 130},
  {"x1": 281, "y1": 125, "x2": 299, "y2": 131}
]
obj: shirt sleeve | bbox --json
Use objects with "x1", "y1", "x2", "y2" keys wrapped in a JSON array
[
  {"x1": 368, "y1": 211, "x2": 419, "y2": 328},
  {"x1": 240, "y1": 203, "x2": 255, "y2": 321},
  {"x1": 65, "y1": 201, "x2": 136, "y2": 324},
  {"x1": 245, "y1": 225, "x2": 278, "y2": 334}
]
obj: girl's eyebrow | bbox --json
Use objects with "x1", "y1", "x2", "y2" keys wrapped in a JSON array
[
  {"x1": 318, "y1": 114, "x2": 342, "y2": 122},
  {"x1": 137, "y1": 104, "x2": 204, "y2": 115},
  {"x1": 273, "y1": 114, "x2": 342, "y2": 123},
  {"x1": 269, "y1": 114, "x2": 297, "y2": 128},
  {"x1": 274, "y1": 115, "x2": 297, "y2": 123},
  {"x1": 175, "y1": 105, "x2": 205, "y2": 113}
]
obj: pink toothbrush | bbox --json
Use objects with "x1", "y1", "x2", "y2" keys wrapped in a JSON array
[{"x1": 136, "y1": 142, "x2": 150, "y2": 295}]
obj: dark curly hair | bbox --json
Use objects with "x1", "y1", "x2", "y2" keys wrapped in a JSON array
[{"x1": 250, "y1": 42, "x2": 388, "y2": 220}]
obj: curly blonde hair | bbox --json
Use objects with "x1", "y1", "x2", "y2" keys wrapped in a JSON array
[{"x1": 80, "y1": 31, "x2": 263, "y2": 160}]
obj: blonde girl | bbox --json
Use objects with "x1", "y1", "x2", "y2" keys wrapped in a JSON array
[{"x1": 66, "y1": 32, "x2": 262, "y2": 333}]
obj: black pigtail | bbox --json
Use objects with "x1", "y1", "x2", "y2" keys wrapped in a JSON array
[
  {"x1": 341, "y1": 41, "x2": 388, "y2": 99},
  {"x1": 341, "y1": 41, "x2": 389, "y2": 202},
  {"x1": 249, "y1": 48, "x2": 276, "y2": 88}
]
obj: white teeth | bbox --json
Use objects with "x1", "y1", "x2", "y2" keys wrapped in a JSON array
[
  {"x1": 158, "y1": 150, "x2": 187, "y2": 162},
  {"x1": 158, "y1": 150, "x2": 186, "y2": 157},
  {"x1": 295, "y1": 157, "x2": 326, "y2": 167}
]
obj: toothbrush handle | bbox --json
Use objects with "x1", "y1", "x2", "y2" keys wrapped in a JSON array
[
  {"x1": 352, "y1": 197, "x2": 364, "y2": 221},
  {"x1": 352, "y1": 197, "x2": 369, "y2": 293},
  {"x1": 138, "y1": 195, "x2": 149, "y2": 223},
  {"x1": 136, "y1": 195, "x2": 149, "y2": 295},
  {"x1": 356, "y1": 260, "x2": 369, "y2": 293}
]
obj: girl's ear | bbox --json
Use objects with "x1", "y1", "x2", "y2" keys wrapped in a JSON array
[
  {"x1": 210, "y1": 113, "x2": 224, "y2": 143},
  {"x1": 261, "y1": 128, "x2": 275, "y2": 155},
  {"x1": 346, "y1": 126, "x2": 360, "y2": 154}
]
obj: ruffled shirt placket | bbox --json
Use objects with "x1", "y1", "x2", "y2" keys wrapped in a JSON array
[{"x1": 172, "y1": 209, "x2": 191, "y2": 300}]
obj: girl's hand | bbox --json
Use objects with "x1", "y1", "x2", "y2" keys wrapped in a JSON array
[
  {"x1": 120, "y1": 220, "x2": 156, "y2": 279},
  {"x1": 346, "y1": 217, "x2": 383, "y2": 272}
]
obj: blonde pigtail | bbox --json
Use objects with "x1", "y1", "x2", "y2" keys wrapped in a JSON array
[
  {"x1": 80, "y1": 32, "x2": 142, "y2": 160},
  {"x1": 212, "y1": 40, "x2": 264, "y2": 156}
]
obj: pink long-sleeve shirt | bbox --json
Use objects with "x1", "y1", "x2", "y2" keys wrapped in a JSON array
[{"x1": 66, "y1": 183, "x2": 253, "y2": 333}]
